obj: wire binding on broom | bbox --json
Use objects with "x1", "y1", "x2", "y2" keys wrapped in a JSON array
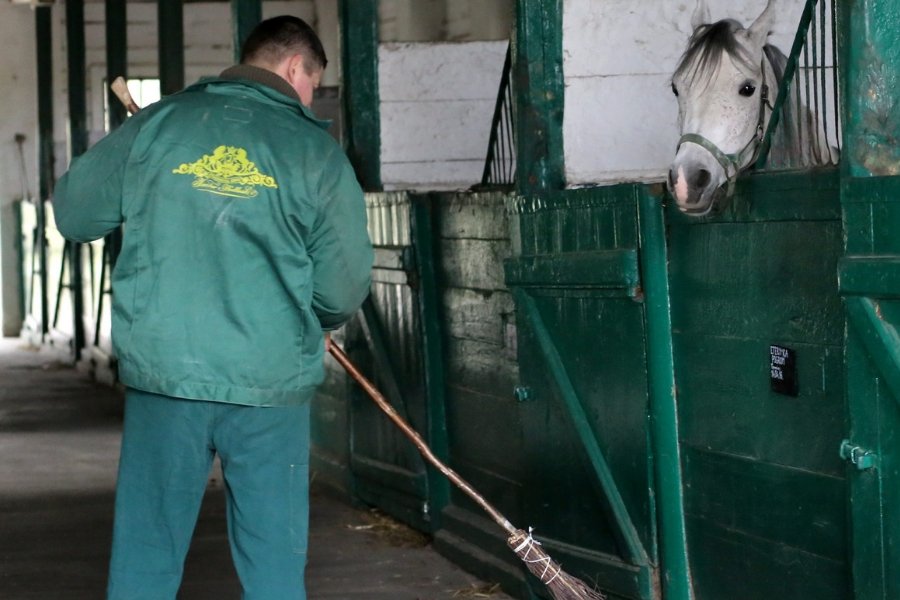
[{"x1": 508, "y1": 529, "x2": 606, "y2": 600}]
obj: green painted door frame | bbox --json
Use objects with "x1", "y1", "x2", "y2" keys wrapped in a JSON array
[
  {"x1": 35, "y1": 6, "x2": 52, "y2": 340},
  {"x1": 65, "y1": 0, "x2": 87, "y2": 360},
  {"x1": 231, "y1": 0, "x2": 261, "y2": 63},
  {"x1": 513, "y1": 0, "x2": 565, "y2": 196},
  {"x1": 839, "y1": 1, "x2": 900, "y2": 598},
  {"x1": 338, "y1": 0, "x2": 382, "y2": 191},
  {"x1": 158, "y1": 0, "x2": 185, "y2": 96}
]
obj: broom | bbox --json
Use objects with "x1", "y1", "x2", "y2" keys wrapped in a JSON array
[{"x1": 328, "y1": 341, "x2": 605, "y2": 600}]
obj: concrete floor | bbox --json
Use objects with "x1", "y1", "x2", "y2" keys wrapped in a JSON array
[{"x1": 0, "y1": 337, "x2": 512, "y2": 600}]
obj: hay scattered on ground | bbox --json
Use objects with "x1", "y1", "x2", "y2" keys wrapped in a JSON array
[
  {"x1": 346, "y1": 508, "x2": 430, "y2": 548},
  {"x1": 451, "y1": 582, "x2": 503, "y2": 597}
]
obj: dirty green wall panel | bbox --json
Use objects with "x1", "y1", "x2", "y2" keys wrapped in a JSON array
[
  {"x1": 675, "y1": 337, "x2": 844, "y2": 474},
  {"x1": 685, "y1": 514, "x2": 846, "y2": 600},
  {"x1": 683, "y1": 448, "x2": 846, "y2": 561},
  {"x1": 668, "y1": 171, "x2": 846, "y2": 599}
]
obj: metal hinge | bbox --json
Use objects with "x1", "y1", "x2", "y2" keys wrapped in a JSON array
[{"x1": 840, "y1": 440, "x2": 878, "y2": 471}]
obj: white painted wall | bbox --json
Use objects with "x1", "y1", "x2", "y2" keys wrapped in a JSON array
[
  {"x1": 0, "y1": 4, "x2": 37, "y2": 335},
  {"x1": 378, "y1": 41, "x2": 507, "y2": 191},
  {"x1": 563, "y1": 0, "x2": 806, "y2": 185}
]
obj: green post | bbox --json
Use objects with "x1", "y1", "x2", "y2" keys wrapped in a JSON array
[
  {"x1": 65, "y1": 0, "x2": 87, "y2": 359},
  {"x1": 841, "y1": 0, "x2": 900, "y2": 178},
  {"x1": 338, "y1": 0, "x2": 382, "y2": 191},
  {"x1": 839, "y1": 2, "x2": 900, "y2": 598},
  {"x1": 158, "y1": 0, "x2": 185, "y2": 96},
  {"x1": 637, "y1": 186, "x2": 694, "y2": 600},
  {"x1": 106, "y1": 0, "x2": 127, "y2": 269},
  {"x1": 411, "y1": 196, "x2": 450, "y2": 527},
  {"x1": 106, "y1": 0, "x2": 128, "y2": 131},
  {"x1": 35, "y1": 6, "x2": 52, "y2": 339},
  {"x1": 231, "y1": 0, "x2": 262, "y2": 63},
  {"x1": 513, "y1": 0, "x2": 565, "y2": 196}
]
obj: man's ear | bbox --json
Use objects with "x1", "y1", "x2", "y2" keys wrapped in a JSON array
[{"x1": 286, "y1": 54, "x2": 307, "y2": 85}]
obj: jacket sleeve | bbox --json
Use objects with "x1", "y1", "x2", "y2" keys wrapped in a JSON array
[
  {"x1": 308, "y1": 148, "x2": 374, "y2": 331},
  {"x1": 53, "y1": 117, "x2": 142, "y2": 243}
]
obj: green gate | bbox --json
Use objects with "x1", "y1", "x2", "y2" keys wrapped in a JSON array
[
  {"x1": 313, "y1": 192, "x2": 449, "y2": 532},
  {"x1": 504, "y1": 185, "x2": 663, "y2": 600},
  {"x1": 667, "y1": 171, "x2": 847, "y2": 599}
]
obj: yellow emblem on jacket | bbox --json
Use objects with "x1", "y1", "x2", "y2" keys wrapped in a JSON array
[{"x1": 172, "y1": 145, "x2": 278, "y2": 198}]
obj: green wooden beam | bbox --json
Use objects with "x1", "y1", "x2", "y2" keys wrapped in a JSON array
[
  {"x1": 637, "y1": 186, "x2": 694, "y2": 600},
  {"x1": 231, "y1": 0, "x2": 262, "y2": 63},
  {"x1": 338, "y1": 0, "x2": 382, "y2": 191},
  {"x1": 411, "y1": 195, "x2": 450, "y2": 527},
  {"x1": 106, "y1": 0, "x2": 128, "y2": 130},
  {"x1": 840, "y1": 0, "x2": 900, "y2": 177},
  {"x1": 65, "y1": 0, "x2": 87, "y2": 359},
  {"x1": 158, "y1": 0, "x2": 185, "y2": 95},
  {"x1": 846, "y1": 297, "x2": 900, "y2": 408},
  {"x1": 513, "y1": 0, "x2": 565, "y2": 196},
  {"x1": 35, "y1": 6, "x2": 52, "y2": 338},
  {"x1": 505, "y1": 249, "x2": 639, "y2": 291}
]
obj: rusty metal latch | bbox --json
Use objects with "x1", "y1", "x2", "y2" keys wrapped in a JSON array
[{"x1": 840, "y1": 440, "x2": 878, "y2": 471}]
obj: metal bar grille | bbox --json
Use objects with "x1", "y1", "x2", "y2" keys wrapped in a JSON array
[
  {"x1": 756, "y1": 0, "x2": 841, "y2": 170},
  {"x1": 480, "y1": 43, "x2": 516, "y2": 188}
]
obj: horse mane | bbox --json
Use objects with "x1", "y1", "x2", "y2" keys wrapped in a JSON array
[{"x1": 674, "y1": 20, "x2": 756, "y2": 86}]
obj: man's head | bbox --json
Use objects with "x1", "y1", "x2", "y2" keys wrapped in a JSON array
[{"x1": 241, "y1": 16, "x2": 327, "y2": 107}]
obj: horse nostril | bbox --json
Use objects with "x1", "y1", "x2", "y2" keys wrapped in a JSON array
[
  {"x1": 695, "y1": 169, "x2": 711, "y2": 189},
  {"x1": 668, "y1": 169, "x2": 676, "y2": 190}
]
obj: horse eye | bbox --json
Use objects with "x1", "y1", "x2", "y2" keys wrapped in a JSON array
[
  {"x1": 671, "y1": 83, "x2": 679, "y2": 97},
  {"x1": 739, "y1": 83, "x2": 756, "y2": 97}
]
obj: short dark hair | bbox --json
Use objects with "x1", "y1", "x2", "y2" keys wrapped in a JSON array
[{"x1": 240, "y1": 16, "x2": 327, "y2": 73}]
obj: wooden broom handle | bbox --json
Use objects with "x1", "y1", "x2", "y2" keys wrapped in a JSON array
[
  {"x1": 110, "y1": 76, "x2": 141, "y2": 115},
  {"x1": 328, "y1": 342, "x2": 516, "y2": 535}
]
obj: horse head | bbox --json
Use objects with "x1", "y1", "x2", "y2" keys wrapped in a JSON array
[{"x1": 668, "y1": 0, "x2": 778, "y2": 216}]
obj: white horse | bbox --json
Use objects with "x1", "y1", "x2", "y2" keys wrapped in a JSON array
[{"x1": 667, "y1": 0, "x2": 838, "y2": 216}]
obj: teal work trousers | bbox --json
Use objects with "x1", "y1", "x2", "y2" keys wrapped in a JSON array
[{"x1": 107, "y1": 388, "x2": 310, "y2": 600}]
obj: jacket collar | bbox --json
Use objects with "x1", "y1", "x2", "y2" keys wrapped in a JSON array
[
  {"x1": 219, "y1": 64, "x2": 301, "y2": 103},
  {"x1": 190, "y1": 65, "x2": 330, "y2": 130}
]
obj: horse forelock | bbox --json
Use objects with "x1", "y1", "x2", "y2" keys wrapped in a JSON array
[{"x1": 674, "y1": 19, "x2": 757, "y2": 87}]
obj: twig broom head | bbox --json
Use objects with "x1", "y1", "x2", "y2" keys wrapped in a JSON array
[{"x1": 508, "y1": 529, "x2": 606, "y2": 600}]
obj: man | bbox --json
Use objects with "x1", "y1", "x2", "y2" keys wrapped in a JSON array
[{"x1": 53, "y1": 16, "x2": 373, "y2": 600}]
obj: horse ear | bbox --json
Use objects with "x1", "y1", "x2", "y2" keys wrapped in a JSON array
[
  {"x1": 745, "y1": 0, "x2": 777, "y2": 48},
  {"x1": 691, "y1": 0, "x2": 711, "y2": 30}
]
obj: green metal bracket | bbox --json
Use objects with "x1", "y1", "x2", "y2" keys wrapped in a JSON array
[
  {"x1": 513, "y1": 386, "x2": 533, "y2": 402},
  {"x1": 840, "y1": 440, "x2": 878, "y2": 470}
]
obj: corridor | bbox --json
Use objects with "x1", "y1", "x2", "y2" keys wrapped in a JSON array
[{"x1": 0, "y1": 338, "x2": 511, "y2": 599}]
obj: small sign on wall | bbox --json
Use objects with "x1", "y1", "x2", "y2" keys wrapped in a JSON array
[{"x1": 770, "y1": 344, "x2": 798, "y2": 397}]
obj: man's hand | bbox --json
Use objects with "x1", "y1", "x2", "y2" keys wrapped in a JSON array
[{"x1": 324, "y1": 332, "x2": 332, "y2": 354}]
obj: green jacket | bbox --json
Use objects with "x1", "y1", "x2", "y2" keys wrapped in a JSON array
[{"x1": 54, "y1": 67, "x2": 373, "y2": 406}]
